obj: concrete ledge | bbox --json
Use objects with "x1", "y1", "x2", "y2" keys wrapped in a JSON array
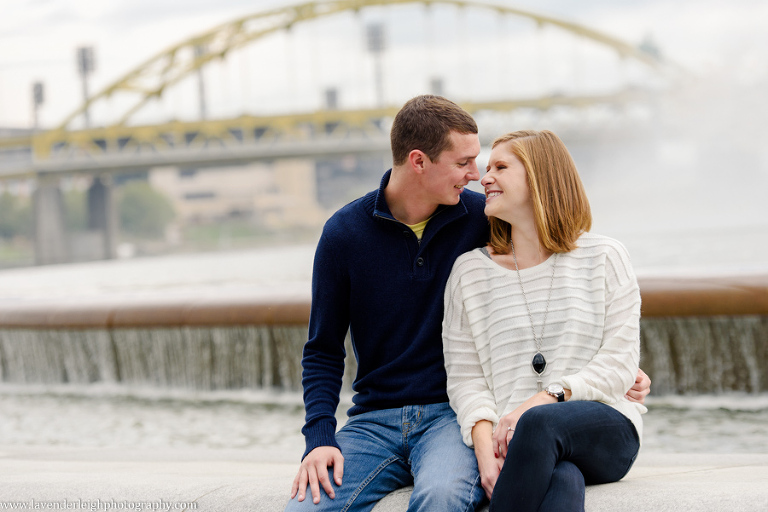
[
  {"x1": 0, "y1": 274, "x2": 766, "y2": 329},
  {"x1": 1, "y1": 447, "x2": 766, "y2": 511},
  {"x1": 638, "y1": 274, "x2": 768, "y2": 317},
  {"x1": 0, "y1": 296, "x2": 311, "y2": 329}
]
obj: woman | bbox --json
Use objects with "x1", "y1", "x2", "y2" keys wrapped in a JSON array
[{"x1": 442, "y1": 130, "x2": 645, "y2": 512}]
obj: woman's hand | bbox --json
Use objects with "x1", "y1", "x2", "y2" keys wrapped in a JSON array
[
  {"x1": 493, "y1": 391, "x2": 559, "y2": 459},
  {"x1": 476, "y1": 444, "x2": 504, "y2": 500},
  {"x1": 471, "y1": 420, "x2": 504, "y2": 500}
]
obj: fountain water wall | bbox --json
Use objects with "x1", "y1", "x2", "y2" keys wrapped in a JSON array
[
  {"x1": 0, "y1": 326, "x2": 315, "y2": 390},
  {"x1": 0, "y1": 275, "x2": 766, "y2": 394},
  {"x1": 0, "y1": 320, "x2": 764, "y2": 394},
  {"x1": 641, "y1": 316, "x2": 767, "y2": 394}
]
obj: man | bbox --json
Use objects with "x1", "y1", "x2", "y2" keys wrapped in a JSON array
[{"x1": 286, "y1": 95, "x2": 650, "y2": 511}]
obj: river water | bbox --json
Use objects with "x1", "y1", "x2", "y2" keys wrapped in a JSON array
[{"x1": 1, "y1": 385, "x2": 767, "y2": 455}]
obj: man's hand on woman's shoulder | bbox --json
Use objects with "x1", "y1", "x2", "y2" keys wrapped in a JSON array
[{"x1": 625, "y1": 368, "x2": 651, "y2": 404}]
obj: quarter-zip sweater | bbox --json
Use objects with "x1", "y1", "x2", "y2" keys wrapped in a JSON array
[{"x1": 300, "y1": 170, "x2": 489, "y2": 459}]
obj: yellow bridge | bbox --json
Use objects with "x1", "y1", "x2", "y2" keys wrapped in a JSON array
[
  {"x1": 0, "y1": 0, "x2": 670, "y2": 265},
  {"x1": 0, "y1": 0, "x2": 667, "y2": 179}
]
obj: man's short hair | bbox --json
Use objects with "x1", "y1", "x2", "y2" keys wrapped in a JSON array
[{"x1": 390, "y1": 95, "x2": 478, "y2": 166}]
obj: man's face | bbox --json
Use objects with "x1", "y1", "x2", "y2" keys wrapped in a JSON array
[{"x1": 422, "y1": 131, "x2": 481, "y2": 205}]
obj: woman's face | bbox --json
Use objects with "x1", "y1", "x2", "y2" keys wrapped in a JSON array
[{"x1": 481, "y1": 143, "x2": 532, "y2": 223}]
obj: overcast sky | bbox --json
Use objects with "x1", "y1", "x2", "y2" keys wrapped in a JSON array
[{"x1": 0, "y1": 0, "x2": 766, "y2": 129}]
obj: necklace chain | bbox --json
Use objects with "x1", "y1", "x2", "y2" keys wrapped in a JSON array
[{"x1": 510, "y1": 242, "x2": 557, "y2": 353}]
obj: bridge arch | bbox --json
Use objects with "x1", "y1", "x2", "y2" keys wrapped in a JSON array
[{"x1": 57, "y1": 0, "x2": 665, "y2": 131}]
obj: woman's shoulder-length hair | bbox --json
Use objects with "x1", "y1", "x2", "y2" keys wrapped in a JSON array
[{"x1": 488, "y1": 130, "x2": 592, "y2": 255}]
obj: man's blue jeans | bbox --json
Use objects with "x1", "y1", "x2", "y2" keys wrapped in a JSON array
[
  {"x1": 285, "y1": 402, "x2": 484, "y2": 512},
  {"x1": 489, "y1": 401, "x2": 640, "y2": 512}
]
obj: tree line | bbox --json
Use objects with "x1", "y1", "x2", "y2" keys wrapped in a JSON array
[{"x1": 0, "y1": 181, "x2": 175, "y2": 241}]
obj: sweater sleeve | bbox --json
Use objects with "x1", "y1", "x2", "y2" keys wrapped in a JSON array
[
  {"x1": 561, "y1": 243, "x2": 641, "y2": 405},
  {"x1": 299, "y1": 230, "x2": 349, "y2": 460},
  {"x1": 443, "y1": 262, "x2": 499, "y2": 447}
]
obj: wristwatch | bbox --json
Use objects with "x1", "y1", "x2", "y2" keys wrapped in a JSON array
[{"x1": 546, "y1": 383, "x2": 565, "y2": 402}]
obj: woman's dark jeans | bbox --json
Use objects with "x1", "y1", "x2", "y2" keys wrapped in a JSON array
[{"x1": 489, "y1": 401, "x2": 639, "y2": 512}]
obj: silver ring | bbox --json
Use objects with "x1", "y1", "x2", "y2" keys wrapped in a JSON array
[{"x1": 507, "y1": 427, "x2": 514, "y2": 432}]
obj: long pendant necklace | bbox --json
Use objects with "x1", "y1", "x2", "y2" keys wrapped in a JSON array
[{"x1": 511, "y1": 242, "x2": 558, "y2": 392}]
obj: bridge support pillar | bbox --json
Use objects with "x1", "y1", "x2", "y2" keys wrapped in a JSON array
[
  {"x1": 87, "y1": 175, "x2": 117, "y2": 260},
  {"x1": 33, "y1": 176, "x2": 68, "y2": 265}
]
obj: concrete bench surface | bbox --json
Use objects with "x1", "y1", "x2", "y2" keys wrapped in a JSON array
[{"x1": 1, "y1": 446, "x2": 766, "y2": 511}]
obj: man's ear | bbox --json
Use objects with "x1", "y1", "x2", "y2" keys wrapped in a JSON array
[{"x1": 408, "y1": 149, "x2": 429, "y2": 175}]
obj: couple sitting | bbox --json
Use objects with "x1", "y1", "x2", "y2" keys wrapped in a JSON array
[{"x1": 286, "y1": 95, "x2": 649, "y2": 512}]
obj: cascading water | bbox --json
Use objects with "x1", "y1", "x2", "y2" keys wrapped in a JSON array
[
  {"x1": 0, "y1": 317, "x2": 765, "y2": 394},
  {"x1": 0, "y1": 326, "x2": 329, "y2": 391},
  {"x1": 640, "y1": 316, "x2": 767, "y2": 395}
]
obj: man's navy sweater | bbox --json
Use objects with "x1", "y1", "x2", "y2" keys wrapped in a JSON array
[{"x1": 300, "y1": 171, "x2": 489, "y2": 458}]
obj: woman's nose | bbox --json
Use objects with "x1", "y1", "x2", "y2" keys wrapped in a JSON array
[{"x1": 481, "y1": 173, "x2": 492, "y2": 186}]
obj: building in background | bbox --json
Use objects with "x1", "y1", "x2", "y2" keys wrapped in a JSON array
[{"x1": 149, "y1": 159, "x2": 328, "y2": 231}]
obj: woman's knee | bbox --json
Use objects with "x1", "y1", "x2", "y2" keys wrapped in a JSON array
[{"x1": 515, "y1": 405, "x2": 562, "y2": 442}]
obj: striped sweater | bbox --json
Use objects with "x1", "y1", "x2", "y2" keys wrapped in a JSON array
[{"x1": 442, "y1": 233, "x2": 646, "y2": 447}]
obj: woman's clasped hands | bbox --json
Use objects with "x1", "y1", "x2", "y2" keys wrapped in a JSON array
[
  {"x1": 472, "y1": 420, "x2": 504, "y2": 500},
  {"x1": 493, "y1": 391, "x2": 560, "y2": 459},
  {"x1": 472, "y1": 391, "x2": 560, "y2": 500}
]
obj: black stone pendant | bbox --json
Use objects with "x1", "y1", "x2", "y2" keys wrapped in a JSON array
[{"x1": 532, "y1": 352, "x2": 547, "y2": 376}]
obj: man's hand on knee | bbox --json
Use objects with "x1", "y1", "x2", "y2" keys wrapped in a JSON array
[
  {"x1": 625, "y1": 368, "x2": 651, "y2": 404},
  {"x1": 290, "y1": 446, "x2": 344, "y2": 504}
]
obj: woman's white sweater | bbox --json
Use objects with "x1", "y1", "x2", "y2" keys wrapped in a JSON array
[{"x1": 442, "y1": 233, "x2": 646, "y2": 447}]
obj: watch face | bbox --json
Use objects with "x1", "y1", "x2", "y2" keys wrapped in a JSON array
[{"x1": 547, "y1": 384, "x2": 564, "y2": 394}]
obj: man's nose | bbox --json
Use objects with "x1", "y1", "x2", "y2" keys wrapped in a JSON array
[{"x1": 468, "y1": 162, "x2": 480, "y2": 181}]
